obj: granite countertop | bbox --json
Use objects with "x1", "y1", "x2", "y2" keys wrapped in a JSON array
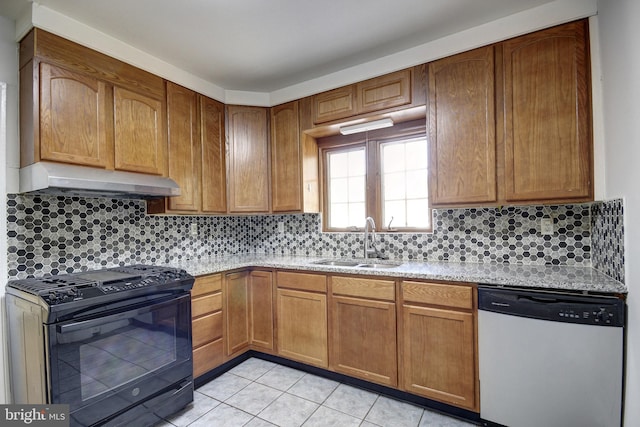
[{"x1": 163, "y1": 254, "x2": 627, "y2": 295}]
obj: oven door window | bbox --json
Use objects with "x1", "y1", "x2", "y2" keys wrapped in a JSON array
[{"x1": 50, "y1": 294, "x2": 191, "y2": 411}]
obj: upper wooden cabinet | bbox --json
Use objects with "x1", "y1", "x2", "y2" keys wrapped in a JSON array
[
  {"x1": 429, "y1": 46, "x2": 497, "y2": 205},
  {"x1": 166, "y1": 82, "x2": 199, "y2": 212},
  {"x1": 271, "y1": 101, "x2": 302, "y2": 212},
  {"x1": 270, "y1": 100, "x2": 320, "y2": 213},
  {"x1": 501, "y1": 20, "x2": 592, "y2": 202},
  {"x1": 37, "y1": 63, "x2": 110, "y2": 168},
  {"x1": 20, "y1": 28, "x2": 167, "y2": 175},
  {"x1": 312, "y1": 66, "x2": 426, "y2": 125},
  {"x1": 227, "y1": 105, "x2": 270, "y2": 213},
  {"x1": 200, "y1": 96, "x2": 228, "y2": 212},
  {"x1": 113, "y1": 87, "x2": 166, "y2": 175},
  {"x1": 357, "y1": 69, "x2": 412, "y2": 114},
  {"x1": 149, "y1": 82, "x2": 226, "y2": 214},
  {"x1": 429, "y1": 20, "x2": 592, "y2": 207}
]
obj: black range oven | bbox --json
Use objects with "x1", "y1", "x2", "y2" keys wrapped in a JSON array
[{"x1": 6, "y1": 265, "x2": 195, "y2": 427}]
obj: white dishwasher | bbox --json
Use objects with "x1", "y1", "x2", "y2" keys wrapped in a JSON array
[{"x1": 478, "y1": 287, "x2": 625, "y2": 427}]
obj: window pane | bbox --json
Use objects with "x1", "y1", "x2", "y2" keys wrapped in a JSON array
[
  {"x1": 330, "y1": 178, "x2": 348, "y2": 203},
  {"x1": 382, "y1": 143, "x2": 405, "y2": 173},
  {"x1": 384, "y1": 200, "x2": 406, "y2": 227},
  {"x1": 348, "y1": 202, "x2": 365, "y2": 227},
  {"x1": 405, "y1": 140, "x2": 428, "y2": 171},
  {"x1": 326, "y1": 146, "x2": 366, "y2": 229},
  {"x1": 331, "y1": 203, "x2": 349, "y2": 228},
  {"x1": 406, "y1": 170, "x2": 429, "y2": 199},
  {"x1": 407, "y1": 199, "x2": 430, "y2": 228},
  {"x1": 348, "y1": 176, "x2": 365, "y2": 202},
  {"x1": 349, "y1": 150, "x2": 366, "y2": 176},
  {"x1": 383, "y1": 172, "x2": 406, "y2": 201},
  {"x1": 330, "y1": 152, "x2": 349, "y2": 178},
  {"x1": 381, "y1": 137, "x2": 429, "y2": 229}
]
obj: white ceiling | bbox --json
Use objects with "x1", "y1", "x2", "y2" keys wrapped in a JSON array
[{"x1": 1, "y1": 0, "x2": 558, "y2": 94}]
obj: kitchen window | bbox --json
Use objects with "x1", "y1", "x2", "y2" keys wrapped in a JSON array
[{"x1": 320, "y1": 120, "x2": 430, "y2": 232}]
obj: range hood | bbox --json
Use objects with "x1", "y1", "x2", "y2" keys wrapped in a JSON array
[{"x1": 19, "y1": 162, "x2": 181, "y2": 199}]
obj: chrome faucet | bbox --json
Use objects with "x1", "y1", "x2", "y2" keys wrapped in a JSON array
[{"x1": 364, "y1": 217, "x2": 376, "y2": 259}]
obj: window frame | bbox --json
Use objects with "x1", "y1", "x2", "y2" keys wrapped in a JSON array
[{"x1": 319, "y1": 119, "x2": 430, "y2": 233}]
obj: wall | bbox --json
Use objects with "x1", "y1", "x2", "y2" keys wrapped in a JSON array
[
  {"x1": 6, "y1": 194, "x2": 624, "y2": 282},
  {"x1": 596, "y1": 0, "x2": 640, "y2": 425},
  {"x1": 0, "y1": 14, "x2": 18, "y2": 405}
]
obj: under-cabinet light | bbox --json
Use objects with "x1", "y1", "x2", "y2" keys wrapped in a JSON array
[{"x1": 339, "y1": 118, "x2": 394, "y2": 135}]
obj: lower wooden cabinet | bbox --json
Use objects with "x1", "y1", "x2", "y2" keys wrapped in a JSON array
[
  {"x1": 249, "y1": 270, "x2": 274, "y2": 351},
  {"x1": 193, "y1": 269, "x2": 478, "y2": 412},
  {"x1": 329, "y1": 276, "x2": 397, "y2": 387},
  {"x1": 224, "y1": 271, "x2": 250, "y2": 358},
  {"x1": 400, "y1": 281, "x2": 478, "y2": 411},
  {"x1": 276, "y1": 271, "x2": 328, "y2": 368},
  {"x1": 224, "y1": 270, "x2": 275, "y2": 360},
  {"x1": 191, "y1": 274, "x2": 223, "y2": 378}
]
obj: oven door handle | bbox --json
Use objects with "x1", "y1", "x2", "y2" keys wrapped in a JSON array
[{"x1": 56, "y1": 295, "x2": 184, "y2": 334}]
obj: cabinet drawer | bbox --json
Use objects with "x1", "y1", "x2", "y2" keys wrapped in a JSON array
[
  {"x1": 192, "y1": 274, "x2": 222, "y2": 297},
  {"x1": 402, "y1": 281, "x2": 473, "y2": 309},
  {"x1": 277, "y1": 271, "x2": 327, "y2": 293},
  {"x1": 193, "y1": 338, "x2": 223, "y2": 378},
  {"x1": 192, "y1": 292, "x2": 222, "y2": 318},
  {"x1": 192, "y1": 311, "x2": 223, "y2": 348},
  {"x1": 331, "y1": 276, "x2": 395, "y2": 301}
]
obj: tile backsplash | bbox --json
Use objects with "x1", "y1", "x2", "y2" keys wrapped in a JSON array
[{"x1": 5, "y1": 194, "x2": 625, "y2": 282}]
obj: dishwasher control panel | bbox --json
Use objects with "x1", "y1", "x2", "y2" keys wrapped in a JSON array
[{"x1": 478, "y1": 287, "x2": 625, "y2": 327}]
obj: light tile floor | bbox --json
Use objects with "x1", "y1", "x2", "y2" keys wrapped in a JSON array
[{"x1": 159, "y1": 358, "x2": 478, "y2": 427}]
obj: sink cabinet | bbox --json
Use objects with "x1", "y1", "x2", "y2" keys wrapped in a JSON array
[
  {"x1": 276, "y1": 271, "x2": 328, "y2": 368},
  {"x1": 329, "y1": 276, "x2": 397, "y2": 387}
]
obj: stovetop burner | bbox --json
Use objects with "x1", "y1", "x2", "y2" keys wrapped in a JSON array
[{"x1": 8, "y1": 264, "x2": 193, "y2": 306}]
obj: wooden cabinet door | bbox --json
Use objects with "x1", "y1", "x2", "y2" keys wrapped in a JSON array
[
  {"x1": 166, "y1": 82, "x2": 199, "y2": 212},
  {"x1": 114, "y1": 86, "x2": 166, "y2": 175},
  {"x1": 429, "y1": 46, "x2": 496, "y2": 205},
  {"x1": 39, "y1": 63, "x2": 110, "y2": 168},
  {"x1": 249, "y1": 271, "x2": 274, "y2": 350},
  {"x1": 271, "y1": 101, "x2": 302, "y2": 212},
  {"x1": 330, "y1": 295, "x2": 397, "y2": 387},
  {"x1": 357, "y1": 69, "x2": 412, "y2": 114},
  {"x1": 402, "y1": 305, "x2": 477, "y2": 411},
  {"x1": 502, "y1": 20, "x2": 592, "y2": 202},
  {"x1": 277, "y1": 289, "x2": 328, "y2": 368},
  {"x1": 312, "y1": 86, "x2": 356, "y2": 124},
  {"x1": 224, "y1": 271, "x2": 250, "y2": 357},
  {"x1": 227, "y1": 105, "x2": 270, "y2": 212},
  {"x1": 200, "y1": 95, "x2": 227, "y2": 213}
]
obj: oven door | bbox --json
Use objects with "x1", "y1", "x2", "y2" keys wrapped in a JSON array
[{"x1": 47, "y1": 292, "x2": 192, "y2": 426}]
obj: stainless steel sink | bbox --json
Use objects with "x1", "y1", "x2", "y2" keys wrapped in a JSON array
[
  {"x1": 311, "y1": 260, "x2": 401, "y2": 269},
  {"x1": 312, "y1": 260, "x2": 360, "y2": 267},
  {"x1": 356, "y1": 263, "x2": 401, "y2": 269}
]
